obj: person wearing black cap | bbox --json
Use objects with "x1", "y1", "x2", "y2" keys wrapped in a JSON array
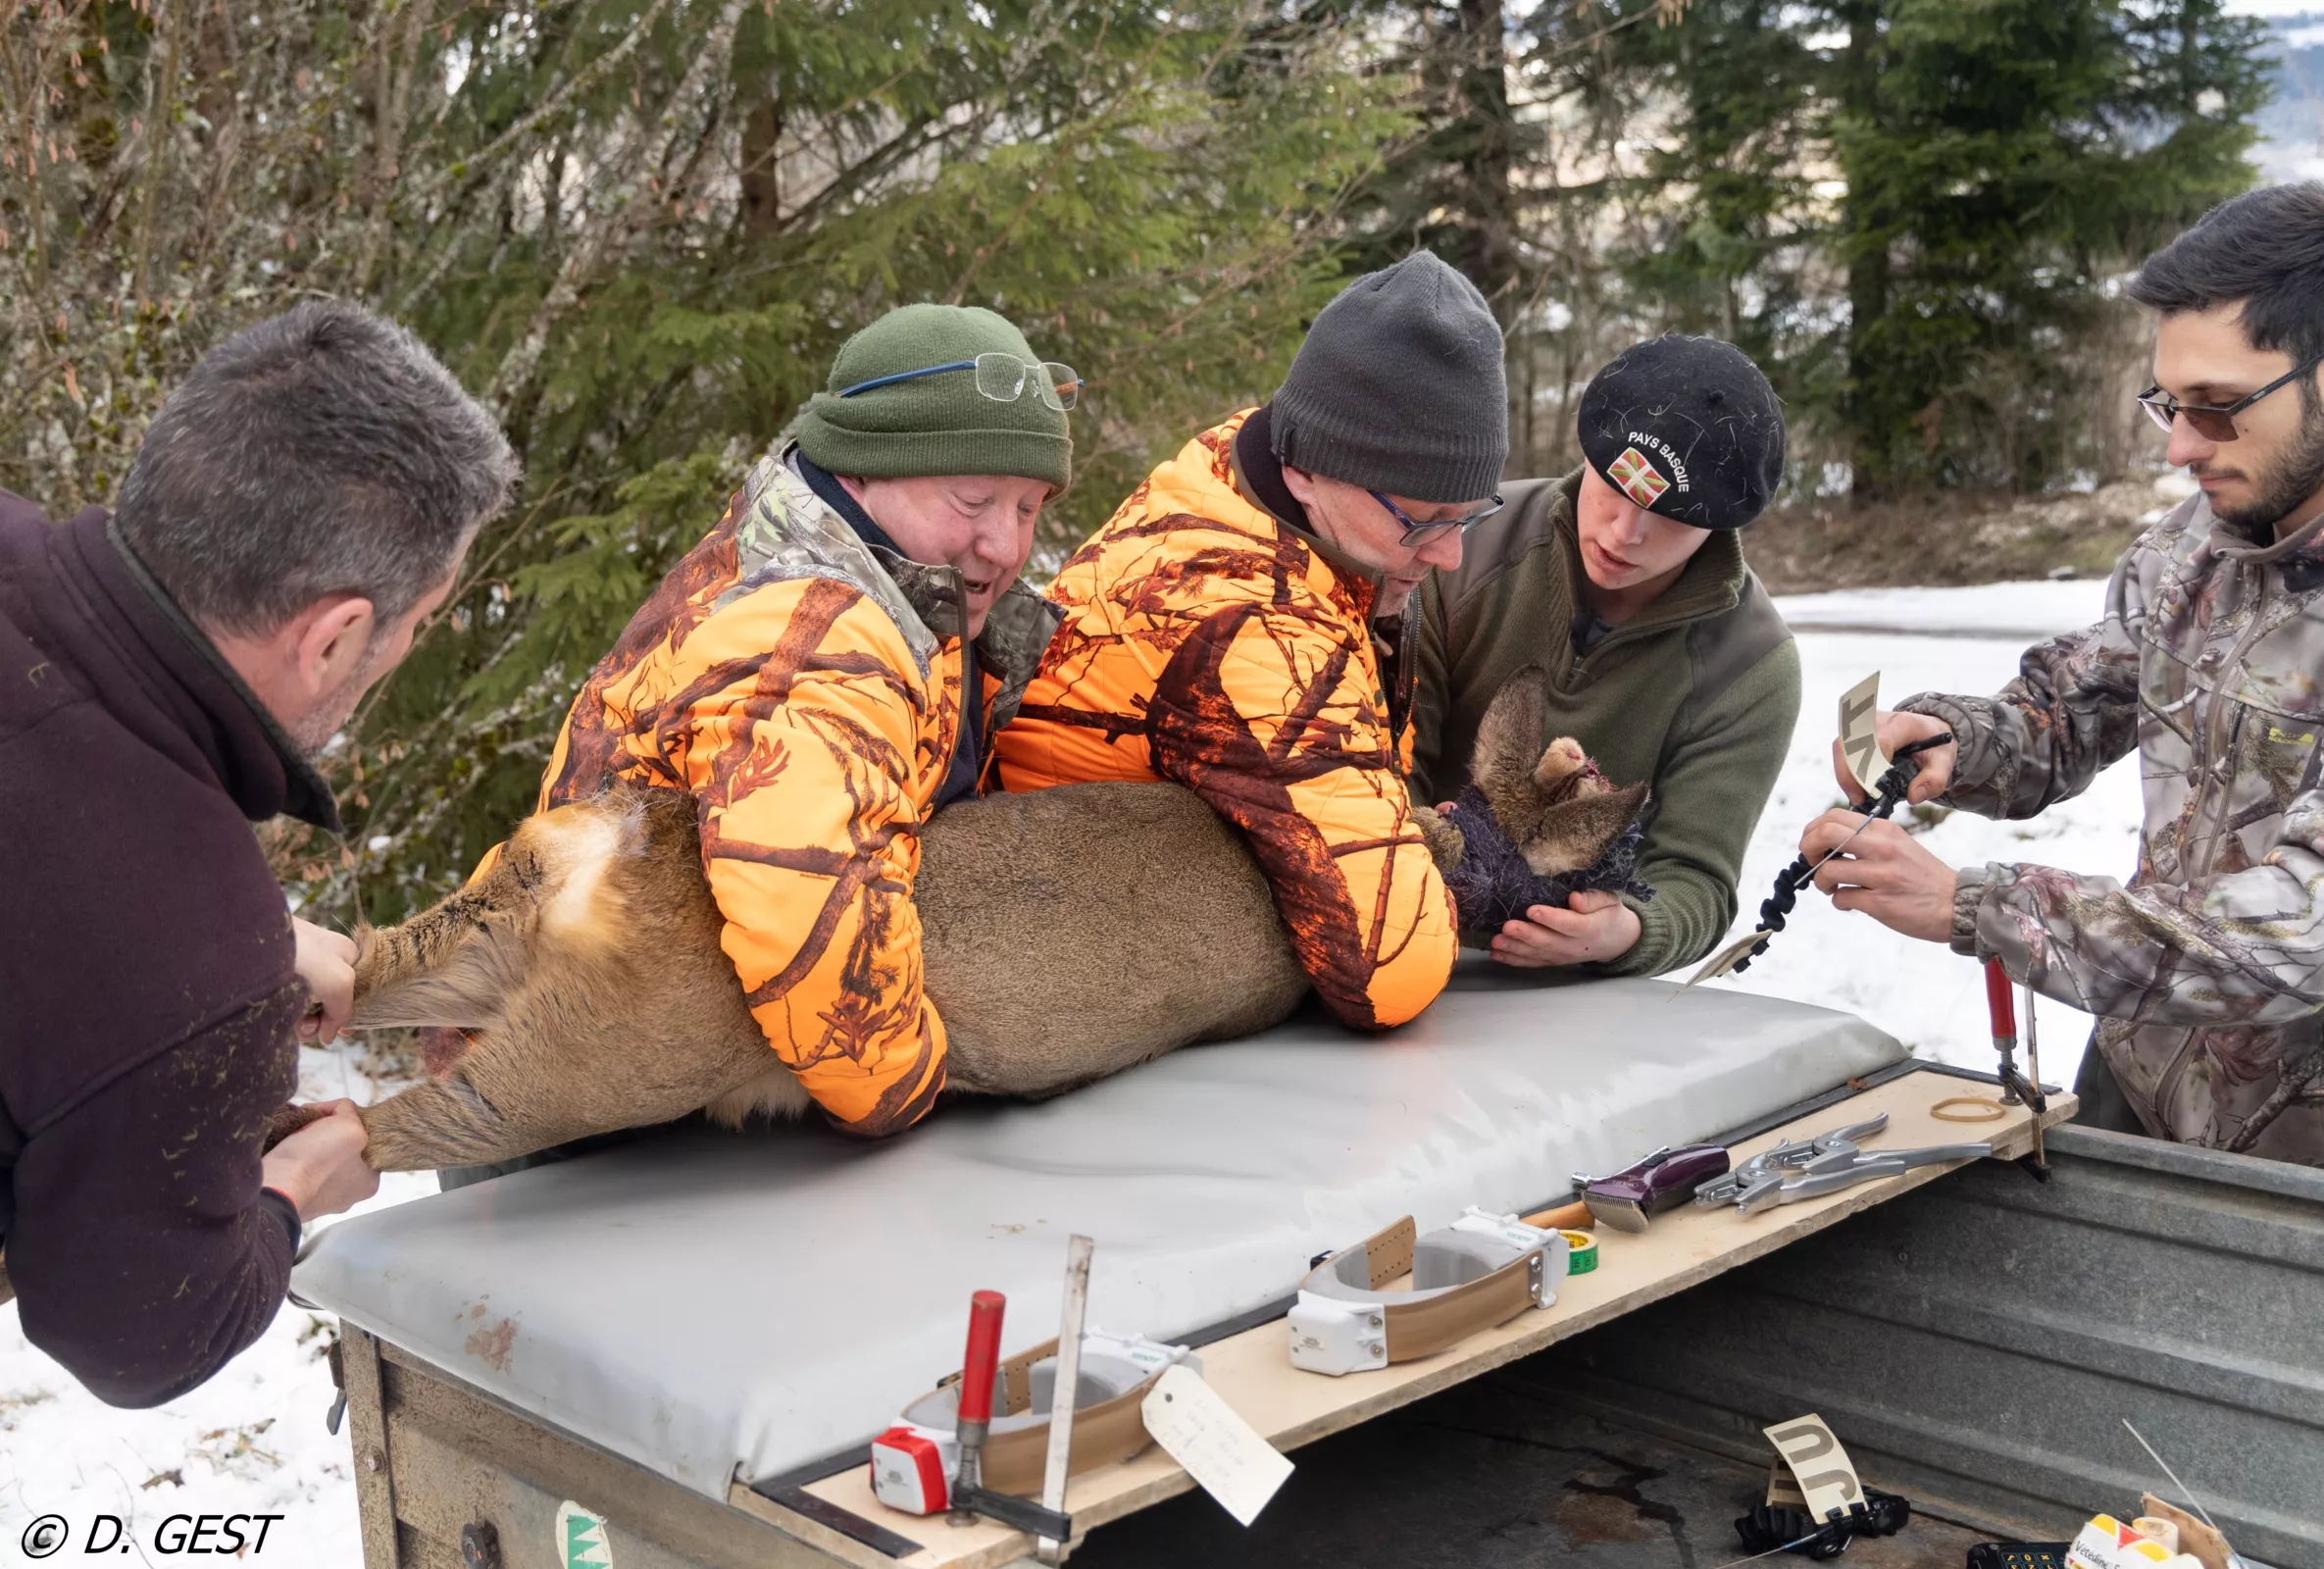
[
  {"x1": 1411, "y1": 334, "x2": 1801, "y2": 976},
  {"x1": 996, "y1": 251, "x2": 1507, "y2": 1030}
]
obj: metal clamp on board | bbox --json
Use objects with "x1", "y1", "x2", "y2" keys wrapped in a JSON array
[
  {"x1": 1288, "y1": 1207, "x2": 1568, "y2": 1377},
  {"x1": 872, "y1": 1324, "x2": 1198, "y2": 1518}
]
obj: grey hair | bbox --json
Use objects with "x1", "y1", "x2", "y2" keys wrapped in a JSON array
[{"x1": 115, "y1": 300, "x2": 521, "y2": 637}]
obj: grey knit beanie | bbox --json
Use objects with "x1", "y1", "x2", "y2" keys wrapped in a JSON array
[
  {"x1": 1270, "y1": 252, "x2": 1508, "y2": 503},
  {"x1": 794, "y1": 303, "x2": 1072, "y2": 490}
]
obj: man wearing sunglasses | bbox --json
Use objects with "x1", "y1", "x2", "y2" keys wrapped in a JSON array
[
  {"x1": 993, "y1": 252, "x2": 1506, "y2": 1030},
  {"x1": 1410, "y1": 335, "x2": 1799, "y2": 976},
  {"x1": 494, "y1": 303, "x2": 1072, "y2": 1139},
  {"x1": 1794, "y1": 181, "x2": 2324, "y2": 1166}
]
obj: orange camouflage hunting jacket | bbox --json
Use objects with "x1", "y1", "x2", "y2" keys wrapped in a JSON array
[
  {"x1": 522, "y1": 447, "x2": 1060, "y2": 1136},
  {"x1": 991, "y1": 411, "x2": 1457, "y2": 1029}
]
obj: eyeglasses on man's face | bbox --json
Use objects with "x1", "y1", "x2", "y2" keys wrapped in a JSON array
[
  {"x1": 2137, "y1": 353, "x2": 2324, "y2": 443},
  {"x1": 1369, "y1": 488, "x2": 1506, "y2": 547},
  {"x1": 835, "y1": 352, "x2": 1083, "y2": 412}
]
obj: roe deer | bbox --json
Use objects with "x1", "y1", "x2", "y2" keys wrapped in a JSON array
[{"x1": 340, "y1": 669, "x2": 1645, "y2": 1171}]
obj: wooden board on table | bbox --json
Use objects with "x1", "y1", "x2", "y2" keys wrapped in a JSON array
[{"x1": 729, "y1": 1070, "x2": 2076, "y2": 1569}]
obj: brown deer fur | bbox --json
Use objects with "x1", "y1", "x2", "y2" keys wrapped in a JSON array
[
  {"x1": 343, "y1": 671, "x2": 1642, "y2": 1172},
  {"x1": 1468, "y1": 665, "x2": 1650, "y2": 878},
  {"x1": 346, "y1": 782, "x2": 1306, "y2": 1170}
]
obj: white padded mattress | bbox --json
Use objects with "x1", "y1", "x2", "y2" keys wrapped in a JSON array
[{"x1": 292, "y1": 963, "x2": 1904, "y2": 1497}]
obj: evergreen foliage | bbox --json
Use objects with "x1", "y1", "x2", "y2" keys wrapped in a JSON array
[
  {"x1": 1341, "y1": 1, "x2": 2268, "y2": 491},
  {"x1": 0, "y1": 0, "x2": 2281, "y2": 928},
  {"x1": 1, "y1": 0, "x2": 1400, "y2": 923},
  {"x1": 1606, "y1": 0, "x2": 2270, "y2": 493}
]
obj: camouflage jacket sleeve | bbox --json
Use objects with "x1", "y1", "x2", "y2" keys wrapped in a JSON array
[
  {"x1": 1953, "y1": 832, "x2": 2324, "y2": 1027},
  {"x1": 1894, "y1": 613, "x2": 2142, "y2": 821},
  {"x1": 680, "y1": 577, "x2": 948, "y2": 1136},
  {"x1": 1934, "y1": 561, "x2": 2324, "y2": 1026},
  {"x1": 1146, "y1": 598, "x2": 1457, "y2": 1032}
]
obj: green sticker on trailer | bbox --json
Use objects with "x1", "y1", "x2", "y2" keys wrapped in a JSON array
[{"x1": 556, "y1": 1500, "x2": 614, "y2": 1568}]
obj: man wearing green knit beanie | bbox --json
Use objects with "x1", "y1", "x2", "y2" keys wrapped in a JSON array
[{"x1": 497, "y1": 301, "x2": 1078, "y2": 1140}]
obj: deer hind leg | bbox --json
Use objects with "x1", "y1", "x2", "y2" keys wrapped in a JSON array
[
  {"x1": 355, "y1": 1064, "x2": 520, "y2": 1172},
  {"x1": 347, "y1": 877, "x2": 531, "y2": 1034},
  {"x1": 359, "y1": 965, "x2": 789, "y2": 1171}
]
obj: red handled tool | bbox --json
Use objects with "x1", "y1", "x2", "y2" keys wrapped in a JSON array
[
  {"x1": 953, "y1": 1291, "x2": 1005, "y2": 1503},
  {"x1": 947, "y1": 1291, "x2": 1073, "y2": 1538},
  {"x1": 1984, "y1": 958, "x2": 2050, "y2": 1182}
]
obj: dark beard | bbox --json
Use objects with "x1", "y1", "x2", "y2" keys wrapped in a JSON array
[{"x1": 2215, "y1": 394, "x2": 2324, "y2": 535}]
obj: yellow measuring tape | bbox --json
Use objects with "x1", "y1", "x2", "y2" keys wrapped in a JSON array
[{"x1": 1561, "y1": 1230, "x2": 1598, "y2": 1276}]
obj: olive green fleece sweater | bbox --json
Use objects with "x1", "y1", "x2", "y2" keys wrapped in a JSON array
[{"x1": 1411, "y1": 471, "x2": 1801, "y2": 978}]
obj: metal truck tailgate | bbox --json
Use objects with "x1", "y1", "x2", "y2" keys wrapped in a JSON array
[{"x1": 291, "y1": 962, "x2": 1904, "y2": 1498}]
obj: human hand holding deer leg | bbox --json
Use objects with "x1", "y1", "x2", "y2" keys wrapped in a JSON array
[
  {"x1": 262, "y1": 1099, "x2": 379, "y2": 1219},
  {"x1": 1491, "y1": 890, "x2": 1642, "y2": 968},
  {"x1": 293, "y1": 918, "x2": 358, "y2": 1042},
  {"x1": 1799, "y1": 809, "x2": 1955, "y2": 943}
]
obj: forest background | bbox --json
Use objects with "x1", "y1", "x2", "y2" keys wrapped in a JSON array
[{"x1": 0, "y1": 0, "x2": 2287, "y2": 928}]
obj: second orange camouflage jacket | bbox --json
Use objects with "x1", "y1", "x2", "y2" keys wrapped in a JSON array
[
  {"x1": 992, "y1": 410, "x2": 1457, "y2": 1029},
  {"x1": 523, "y1": 446, "x2": 1061, "y2": 1135}
]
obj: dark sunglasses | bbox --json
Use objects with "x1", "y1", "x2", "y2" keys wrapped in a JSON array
[
  {"x1": 2138, "y1": 354, "x2": 2324, "y2": 442},
  {"x1": 1368, "y1": 488, "x2": 1505, "y2": 546}
]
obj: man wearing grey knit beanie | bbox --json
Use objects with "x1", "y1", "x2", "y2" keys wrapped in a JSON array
[{"x1": 996, "y1": 252, "x2": 1507, "y2": 1032}]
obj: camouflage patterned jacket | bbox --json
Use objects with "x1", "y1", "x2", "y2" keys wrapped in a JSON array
[
  {"x1": 522, "y1": 445, "x2": 1060, "y2": 1136},
  {"x1": 1905, "y1": 493, "x2": 2324, "y2": 1163},
  {"x1": 992, "y1": 410, "x2": 1457, "y2": 1030}
]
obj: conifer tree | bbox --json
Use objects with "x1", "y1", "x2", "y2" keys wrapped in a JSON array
[
  {"x1": 1614, "y1": 0, "x2": 2268, "y2": 493},
  {"x1": 0, "y1": 0, "x2": 1402, "y2": 922}
]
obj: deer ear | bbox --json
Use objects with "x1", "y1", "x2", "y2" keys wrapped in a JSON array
[{"x1": 1472, "y1": 665, "x2": 1549, "y2": 784}]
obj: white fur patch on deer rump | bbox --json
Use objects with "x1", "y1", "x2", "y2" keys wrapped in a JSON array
[{"x1": 536, "y1": 804, "x2": 633, "y2": 944}]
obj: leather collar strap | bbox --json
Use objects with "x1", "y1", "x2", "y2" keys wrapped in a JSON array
[
  {"x1": 1288, "y1": 1211, "x2": 1567, "y2": 1376},
  {"x1": 901, "y1": 1334, "x2": 1185, "y2": 1496}
]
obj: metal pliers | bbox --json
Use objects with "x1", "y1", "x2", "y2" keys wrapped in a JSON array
[{"x1": 1692, "y1": 1112, "x2": 1991, "y2": 1215}]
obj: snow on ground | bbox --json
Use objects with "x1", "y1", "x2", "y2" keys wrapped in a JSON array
[
  {"x1": 0, "y1": 580, "x2": 2148, "y2": 1556},
  {"x1": 0, "y1": 1048, "x2": 434, "y2": 1562},
  {"x1": 1776, "y1": 579, "x2": 2114, "y2": 640}
]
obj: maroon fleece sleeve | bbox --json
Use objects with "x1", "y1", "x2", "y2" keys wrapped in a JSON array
[{"x1": 8, "y1": 985, "x2": 306, "y2": 1407}]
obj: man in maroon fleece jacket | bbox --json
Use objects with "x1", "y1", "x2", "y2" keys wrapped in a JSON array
[{"x1": 0, "y1": 300, "x2": 517, "y2": 1404}]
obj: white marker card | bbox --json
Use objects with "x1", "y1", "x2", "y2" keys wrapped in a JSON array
[
  {"x1": 1677, "y1": 929, "x2": 1773, "y2": 993},
  {"x1": 1762, "y1": 1413, "x2": 1864, "y2": 1520},
  {"x1": 1138, "y1": 1363, "x2": 1292, "y2": 1527},
  {"x1": 1838, "y1": 672, "x2": 1885, "y2": 795}
]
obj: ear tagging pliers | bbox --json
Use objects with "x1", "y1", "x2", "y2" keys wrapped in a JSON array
[{"x1": 1691, "y1": 1112, "x2": 1991, "y2": 1215}]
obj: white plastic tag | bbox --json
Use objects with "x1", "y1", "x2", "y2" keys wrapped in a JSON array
[
  {"x1": 1762, "y1": 1412, "x2": 1863, "y2": 1520},
  {"x1": 1677, "y1": 927, "x2": 1774, "y2": 993},
  {"x1": 1139, "y1": 1363, "x2": 1292, "y2": 1526},
  {"x1": 1451, "y1": 1206, "x2": 1550, "y2": 1253},
  {"x1": 1838, "y1": 671, "x2": 1885, "y2": 795}
]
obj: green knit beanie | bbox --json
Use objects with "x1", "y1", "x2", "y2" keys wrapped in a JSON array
[{"x1": 794, "y1": 303, "x2": 1072, "y2": 491}]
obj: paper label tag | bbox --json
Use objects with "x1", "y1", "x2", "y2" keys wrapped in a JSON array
[
  {"x1": 1677, "y1": 928, "x2": 1773, "y2": 992},
  {"x1": 1763, "y1": 1413, "x2": 1863, "y2": 1520},
  {"x1": 1139, "y1": 1363, "x2": 1292, "y2": 1527},
  {"x1": 1839, "y1": 672, "x2": 1885, "y2": 795}
]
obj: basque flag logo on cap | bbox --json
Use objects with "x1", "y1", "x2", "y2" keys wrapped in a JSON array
[{"x1": 1608, "y1": 445, "x2": 1670, "y2": 508}]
